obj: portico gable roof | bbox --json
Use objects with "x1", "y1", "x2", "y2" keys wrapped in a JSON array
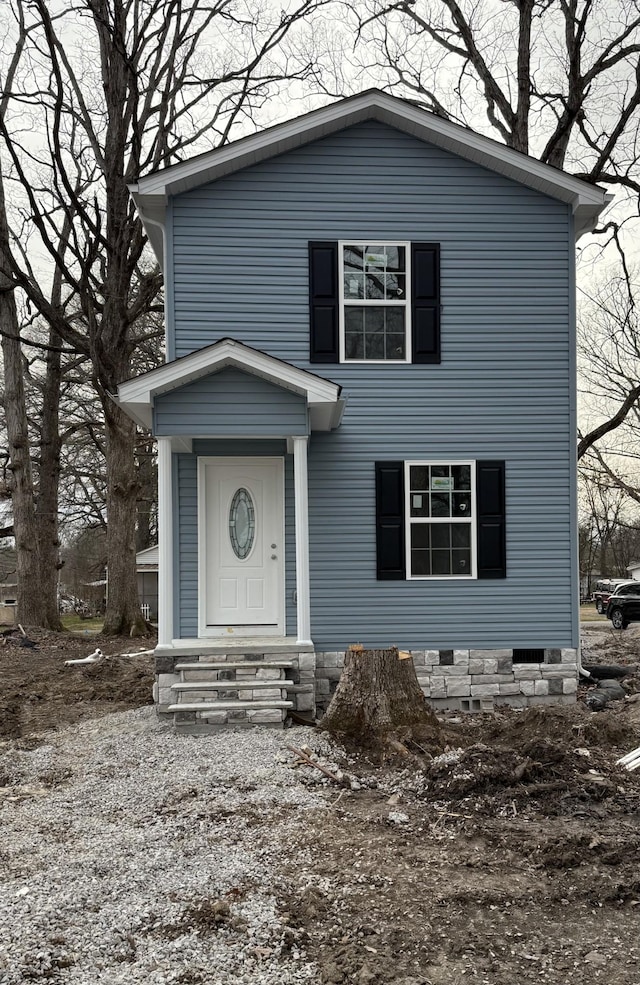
[{"x1": 116, "y1": 338, "x2": 344, "y2": 433}]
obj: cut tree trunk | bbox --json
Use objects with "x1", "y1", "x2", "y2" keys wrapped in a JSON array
[{"x1": 320, "y1": 646, "x2": 441, "y2": 748}]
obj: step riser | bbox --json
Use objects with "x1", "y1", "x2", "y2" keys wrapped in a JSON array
[
  {"x1": 169, "y1": 700, "x2": 293, "y2": 712},
  {"x1": 174, "y1": 688, "x2": 287, "y2": 701},
  {"x1": 172, "y1": 679, "x2": 293, "y2": 692},
  {"x1": 175, "y1": 661, "x2": 294, "y2": 672},
  {"x1": 197, "y1": 710, "x2": 285, "y2": 724},
  {"x1": 181, "y1": 671, "x2": 286, "y2": 683}
]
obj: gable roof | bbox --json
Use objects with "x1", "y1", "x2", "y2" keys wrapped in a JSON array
[
  {"x1": 116, "y1": 337, "x2": 344, "y2": 432},
  {"x1": 136, "y1": 545, "x2": 159, "y2": 568},
  {"x1": 130, "y1": 89, "x2": 609, "y2": 263}
]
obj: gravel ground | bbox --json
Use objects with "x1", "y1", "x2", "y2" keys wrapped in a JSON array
[{"x1": 0, "y1": 708, "x2": 328, "y2": 984}]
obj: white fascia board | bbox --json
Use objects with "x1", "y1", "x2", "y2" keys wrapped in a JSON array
[
  {"x1": 374, "y1": 102, "x2": 607, "y2": 211},
  {"x1": 131, "y1": 90, "x2": 608, "y2": 234},
  {"x1": 116, "y1": 339, "x2": 342, "y2": 431}
]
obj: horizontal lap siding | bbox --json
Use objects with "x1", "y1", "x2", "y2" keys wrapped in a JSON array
[
  {"x1": 155, "y1": 367, "x2": 308, "y2": 436},
  {"x1": 175, "y1": 454, "x2": 198, "y2": 637},
  {"x1": 170, "y1": 121, "x2": 575, "y2": 649}
]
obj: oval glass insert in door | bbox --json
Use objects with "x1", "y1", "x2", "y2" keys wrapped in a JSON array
[{"x1": 229, "y1": 487, "x2": 255, "y2": 559}]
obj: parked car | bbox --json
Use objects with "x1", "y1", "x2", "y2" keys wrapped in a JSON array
[
  {"x1": 592, "y1": 578, "x2": 635, "y2": 614},
  {"x1": 605, "y1": 582, "x2": 640, "y2": 629}
]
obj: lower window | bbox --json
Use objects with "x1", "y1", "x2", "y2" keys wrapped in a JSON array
[{"x1": 406, "y1": 462, "x2": 475, "y2": 578}]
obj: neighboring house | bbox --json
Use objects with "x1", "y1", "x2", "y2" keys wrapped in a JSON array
[
  {"x1": 0, "y1": 582, "x2": 17, "y2": 605},
  {"x1": 136, "y1": 546, "x2": 159, "y2": 621},
  {"x1": 117, "y1": 90, "x2": 608, "y2": 730},
  {"x1": 0, "y1": 581, "x2": 17, "y2": 625},
  {"x1": 627, "y1": 561, "x2": 640, "y2": 581}
]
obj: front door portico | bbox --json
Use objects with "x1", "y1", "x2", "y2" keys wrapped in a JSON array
[{"x1": 117, "y1": 338, "x2": 344, "y2": 647}]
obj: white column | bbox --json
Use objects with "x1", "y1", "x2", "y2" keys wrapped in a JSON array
[
  {"x1": 292, "y1": 435, "x2": 312, "y2": 645},
  {"x1": 157, "y1": 437, "x2": 174, "y2": 647}
]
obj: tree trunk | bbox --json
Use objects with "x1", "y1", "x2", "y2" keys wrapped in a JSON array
[
  {"x1": 101, "y1": 401, "x2": 146, "y2": 636},
  {"x1": 35, "y1": 329, "x2": 64, "y2": 631},
  {"x1": 320, "y1": 646, "x2": 441, "y2": 747},
  {"x1": 0, "y1": 163, "x2": 46, "y2": 627},
  {"x1": 135, "y1": 435, "x2": 156, "y2": 553}
]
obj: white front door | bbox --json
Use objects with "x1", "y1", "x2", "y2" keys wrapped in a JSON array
[{"x1": 199, "y1": 458, "x2": 284, "y2": 635}]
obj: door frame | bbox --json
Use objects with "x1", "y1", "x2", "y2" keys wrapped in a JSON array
[{"x1": 197, "y1": 456, "x2": 286, "y2": 638}]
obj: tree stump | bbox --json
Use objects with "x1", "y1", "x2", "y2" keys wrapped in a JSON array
[{"x1": 320, "y1": 645, "x2": 441, "y2": 750}]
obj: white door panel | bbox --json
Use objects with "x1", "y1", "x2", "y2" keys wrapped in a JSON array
[{"x1": 200, "y1": 458, "x2": 284, "y2": 633}]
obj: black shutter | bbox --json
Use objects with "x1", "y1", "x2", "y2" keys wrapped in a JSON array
[
  {"x1": 375, "y1": 462, "x2": 406, "y2": 580},
  {"x1": 309, "y1": 242, "x2": 338, "y2": 363},
  {"x1": 476, "y1": 460, "x2": 506, "y2": 579},
  {"x1": 411, "y1": 243, "x2": 440, "y2": 364}
]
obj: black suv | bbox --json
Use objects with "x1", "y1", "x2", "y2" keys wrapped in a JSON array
[
  {"x1": 593, "y1": 578, "x2": 635, "y2": 614},
  {"x1": 605, "y1": 582, "x2": 640, "y2": 629}
]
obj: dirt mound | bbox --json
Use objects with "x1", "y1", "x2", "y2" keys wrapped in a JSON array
[
  {"x1": 422, "y1": 705, "x2": 640, "y2": 812},
  {"x1": 480, "y1": 703, "x2": 638, "y2": 751},
  {"x1": 0, "y1": 633, "x2": 154, "y2": 738}
]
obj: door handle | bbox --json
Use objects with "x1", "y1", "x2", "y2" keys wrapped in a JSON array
[{"x1": 271, "y1": 554, "x2": 277, "y2": 560}]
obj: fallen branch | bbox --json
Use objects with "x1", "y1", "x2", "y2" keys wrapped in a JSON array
[
  {"x1": 522, "y1": 780, "x2": 570, "y2": 796},
  {"x1": 286, "y1": 745, "x2": 349, "y2": 786}
]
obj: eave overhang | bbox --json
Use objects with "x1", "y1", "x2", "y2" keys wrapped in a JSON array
[
  {"x1": 130, "y1": 89, "x2": 610, "y2": 265},
  {"x1": 115, "y1": 338, "x2": 344, "y2": 433}
]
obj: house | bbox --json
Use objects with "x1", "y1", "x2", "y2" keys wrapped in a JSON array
[
  {"x1": 136, "y1": 546, "x2": 159, "y2": 621},
  {"x1": 627, "y1": 561, "x2": 640, "y2": 582},
  {"x1": 0, "y1": 581, "x2": 17, "y2": 625},
  {"x1": 117, "y1": 90, "x2": 608, "y2": 730}
]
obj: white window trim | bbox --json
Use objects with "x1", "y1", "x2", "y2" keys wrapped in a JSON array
[
  {"x1": 405, "y1": 460, "x2": 477, "y2": 580},
  {"x1": 338, "y1": 240, "x2": 412, "y2": 364}
]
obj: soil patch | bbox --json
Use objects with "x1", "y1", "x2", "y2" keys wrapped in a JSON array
[
  {"x1": 0, "y1": 628, "x2": 154, "y2": 738},
  {"x1": 278, "y1": 628, "x2": 640, "y2": 985}
]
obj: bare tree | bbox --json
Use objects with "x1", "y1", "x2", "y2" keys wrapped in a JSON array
[
  {"x1": 579, "y1": 465, "x2": 633, "y2": 576},
  {"x1": 339, "y1": 0, "x2": 640, "y2": 179},
  {"x1": 0, "y1": 6, "x2": 64, "y2": 626},
  {"x1": 0, "y1": 0, "x2": 329, "y2": 634}
]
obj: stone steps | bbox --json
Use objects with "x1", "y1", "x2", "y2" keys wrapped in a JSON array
[{"x1": 167, "y1": 655, "x2": 297, "y2": 731}]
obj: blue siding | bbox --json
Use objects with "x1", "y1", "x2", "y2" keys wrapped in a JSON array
[
  {"x1": 154, "y1": 367, "x2": 308, "y2": 436},
  {"x1": 176, "y1": 453, "x2": 197, "y2": 637},
  {"x1": 168, "y1": 120, "x2": 577, "y2": 650}
]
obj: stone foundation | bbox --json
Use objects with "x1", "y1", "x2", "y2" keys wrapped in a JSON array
[
  {"x1": 154, "y1": 644, "x2": 578, "y2": 724},
  {"x1": 314, "y1": 647, "x2": 578, "y2": 714}
]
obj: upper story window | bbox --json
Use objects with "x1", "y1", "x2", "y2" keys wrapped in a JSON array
[
  {"x1": 340, "y1": 243, "x2": 410, "y2": 362},
  {"x1": 309, "y1": 241, "x2": 441, "y2": 366}
]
